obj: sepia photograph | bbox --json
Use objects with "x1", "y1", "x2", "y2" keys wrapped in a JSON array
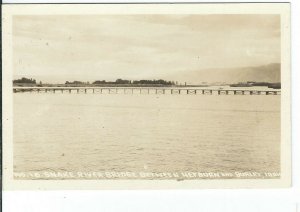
[{"x1": 2, "y1": 3, "x2": 291, "y2": 189}]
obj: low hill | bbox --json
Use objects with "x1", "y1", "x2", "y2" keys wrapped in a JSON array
[{"x1": 166, "y1": 63, "x2": 280, "y2": 84}]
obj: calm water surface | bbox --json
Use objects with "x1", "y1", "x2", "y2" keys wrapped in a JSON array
[{"x1": 13, "y1": 91, "x2": 280, "y2": 179}]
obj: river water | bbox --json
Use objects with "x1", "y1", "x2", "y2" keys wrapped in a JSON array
[{"x1": 13, "y1": 88, "x2": 281, "y2": 179}]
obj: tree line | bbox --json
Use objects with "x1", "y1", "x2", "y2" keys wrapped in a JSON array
[
  {"x1": 13, "y1": 77, "x2": 37, "y2": 84},
  {"x1": 13, "y1": 78, "x2": 176, "y2": 86},
  {"x1": 68, "y1": 79, "x2": 175, "y2": 85}
]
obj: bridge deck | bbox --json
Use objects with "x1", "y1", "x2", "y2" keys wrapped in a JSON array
[{"x1": 13, "y1": 87, "x2": 281, "y2": 95}]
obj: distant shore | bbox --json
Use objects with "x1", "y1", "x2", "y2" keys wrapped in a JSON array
[
  {"x1": 13, "y1": 83, "x2": 210, "y2": 88},
  {"x1": 229, "y1": 82, "x2": 281, "y2": 89},
  {"x1": 13, "y1": 82, "x2": 281, "y2": 89},
  {"x1": 13, "y1": 77, "x2": 281, "y2": 89}
]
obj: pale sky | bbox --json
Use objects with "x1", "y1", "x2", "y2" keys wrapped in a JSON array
[{"x1": 13, "y1": 15, "x2": 280, "y2": 83}]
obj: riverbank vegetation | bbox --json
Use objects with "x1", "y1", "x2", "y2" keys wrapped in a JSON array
[
  {"x1": 13, "y1": 77, "x2": 36, "y2": 84},
  {"x1": 230, "y1": 81, "x2": 281, "y2": 89}
]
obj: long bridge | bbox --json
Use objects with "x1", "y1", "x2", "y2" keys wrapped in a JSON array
[{"x1": 13, "y1": 87, "x2": 281, "y2": 95}]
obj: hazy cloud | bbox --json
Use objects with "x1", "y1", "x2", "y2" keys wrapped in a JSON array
[{"x1": 13, "y1": 15, "x2": 280, "y2": 83}]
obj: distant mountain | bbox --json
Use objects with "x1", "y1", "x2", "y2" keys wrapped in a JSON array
[{"x1": 166, "y1": 63, "x2": 281, "y2": 84}]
